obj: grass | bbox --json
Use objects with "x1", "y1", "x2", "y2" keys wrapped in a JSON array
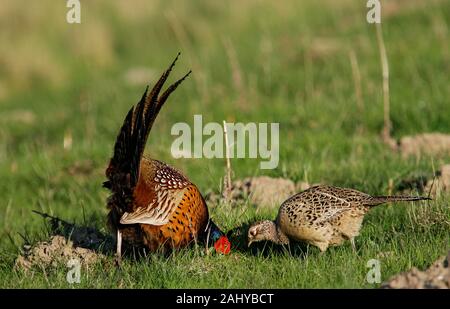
[{"x1": 0, "y1": 0, "x2": 449, "y2": 288}]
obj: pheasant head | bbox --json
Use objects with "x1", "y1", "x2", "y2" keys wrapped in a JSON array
[
  {"x1": 248, "y1": 220, "x2": 289, "y2": 246},
  {"x1": 205, "y1": 220, "x2": 231, "y2": 255}
]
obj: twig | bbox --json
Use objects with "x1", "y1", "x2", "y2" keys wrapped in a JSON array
[
  {"x1": 376, "y1": 23, "x2": 395, "y2": 148},
  {"x1": 349, "y1": 49, "x2": 363, "y2": 113},
  {"x1": 222, "y1": 37, "x2": 245, "y2": 103},
  {"x1": 388, "y1": 178, "x2": 393, "y2": 196},
  {"x1": 304, "y1": 49, "x2": 314, "y2": 100},
  {"x1": 427, "y1": 159, "x2": 437, "y2": 198},
  {"x1": 205, "y1": 220, "x2": 211, "y2": 256},
  {"x1": 223, "y1": 120, "x2": 232, "y2": 201}
]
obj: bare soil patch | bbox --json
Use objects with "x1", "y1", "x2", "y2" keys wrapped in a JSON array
[
  {"x1": 382, "y1": 251, "x2": 450, "y2": 289},
  {"x1": 397, "y1": 133, "x2": 450, "y2": 158},
  {"x1": 15, "y1": 235, "x2": 106, "y2": 271},
  {"x1": 15, "y1": 212, "x2": 111, "y2": 271},
  {"x1": 206, "y1": 176, "x2": 312, "y2": 209}
]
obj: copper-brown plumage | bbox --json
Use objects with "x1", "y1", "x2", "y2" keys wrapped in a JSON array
[
  {"x1": 104, "y1": 54, "x2": 230, "y2": 261},
  {"x1": 121, "y1": 158, "x2": 209, "y2": 252}
]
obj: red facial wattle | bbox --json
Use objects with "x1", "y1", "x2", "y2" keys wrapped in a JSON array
[{"x1": 214, "y1": 236, "x2": 231, "y2": 255}]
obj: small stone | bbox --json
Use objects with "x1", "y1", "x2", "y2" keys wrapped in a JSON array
[{"x1": 207, "y1": 176, "x2": 307, "y2": 209}]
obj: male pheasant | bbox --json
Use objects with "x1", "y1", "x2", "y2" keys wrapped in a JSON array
[
  {"x1": 248, "y1": 185, "x2": 430, "y2": 252},
  {"x1": 104, "y1": 54, "x2": 230, "y2": 262}
]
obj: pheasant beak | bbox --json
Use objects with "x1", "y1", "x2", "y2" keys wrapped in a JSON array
[
  {"x1": 248, "y1": 228, "x2": 257, "y2": 247},
  {"x1": 214, "y1": 236, "x2": 231, "y2": 255}
]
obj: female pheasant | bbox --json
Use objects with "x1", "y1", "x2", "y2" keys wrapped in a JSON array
[
  {"x1": 104, "y1": 54, "x2": 230, "y2": 262},
  {"x1": 248, "y1": 185, "x2": 430, "y2": 252}
]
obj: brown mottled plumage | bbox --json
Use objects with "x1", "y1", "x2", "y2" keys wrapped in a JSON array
[
  {"x1": 104, "y1": 54, "x2": 230, "y2": 262},
  {"x1": 248, "y1": 185, "x2": 430, "y2": 252}
]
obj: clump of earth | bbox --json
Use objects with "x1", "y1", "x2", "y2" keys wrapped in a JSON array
[
  {"x1": 15, "y1": 212, "x2": 112, "y2": 271},
  {"x1": 15, "y1": 236, "x2": 106, "y2": 271},
  {"x1": 382, "y1": 251, "x2": 450, "y2": 289},
  {"x1": 206, "y1": 176, "x2": 312, "y2": 209},
  {"x1": 387, "y1": 133, "x2": 450, "y2": 158}
]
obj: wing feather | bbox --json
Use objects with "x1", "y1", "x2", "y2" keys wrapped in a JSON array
[{"x1": 120, "y1": 186, "x2": 186, "y2": 226}]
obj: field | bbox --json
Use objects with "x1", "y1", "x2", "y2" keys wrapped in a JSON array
[{"x1": 0, "y1": 0, "x2": 449, "y2": 288}]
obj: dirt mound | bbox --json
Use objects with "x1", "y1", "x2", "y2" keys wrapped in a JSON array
[
  {"x1": 382, "y1": 251, "x2": 450, "y2": 289},
  {"x1": 398, "y1": 133, "x2": 450, "y2": 158},
  {"x1": 206, "y1": 176, "x2": 311, "y2": 209},
  {"x1": 15, "y1": 236, "x2": 105, "y2": 271},
  {"x1": 14, "y1": 211, "x2": 112, "y2": 271}
]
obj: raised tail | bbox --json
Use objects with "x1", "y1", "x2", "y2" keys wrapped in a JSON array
[
  {"x1": 365, "y1": 195, "x2": 431, "y2": 207},
  {"x1": 104, "y1": 53, "x2": 191, "y2": 210}
]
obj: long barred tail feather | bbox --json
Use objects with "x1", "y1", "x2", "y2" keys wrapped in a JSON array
[{"x1": 366, "y1": 195, "x2": 431, "y2": 207}]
